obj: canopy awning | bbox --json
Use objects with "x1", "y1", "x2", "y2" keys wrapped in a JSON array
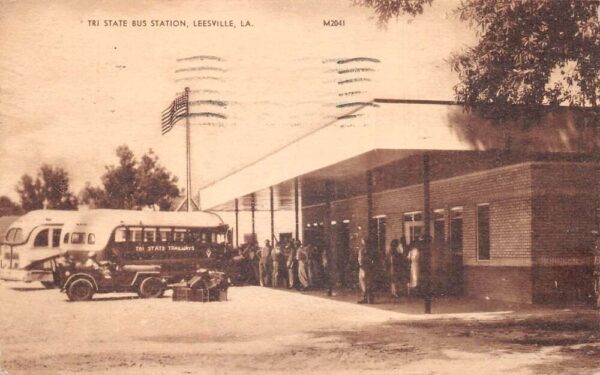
[{"x1": 201, "y1": 99, "x2": 598, "y2": 211}]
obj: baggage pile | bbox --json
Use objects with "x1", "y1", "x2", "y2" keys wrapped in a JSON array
[{"x1": 172, "y1": 269, "x2": 229, "y2": 302}]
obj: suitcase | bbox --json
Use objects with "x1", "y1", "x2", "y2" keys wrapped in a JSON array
[{"x1": 172, "y1": 286, "x2": 208, "y2": 302}]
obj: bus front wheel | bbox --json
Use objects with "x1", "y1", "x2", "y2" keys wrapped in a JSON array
[
  {"x1": 138, "y1": 277, "x2": 165, "y2": 299},
  {"x1": 66, "y1": 278, "x2": 95, "y2": 301}
]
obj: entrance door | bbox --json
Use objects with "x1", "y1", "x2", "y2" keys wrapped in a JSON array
[
  {"x1": 336, "y1": 221, "x2": 350, "y2": 287},
  {"x1": 449, "y1": 207, "x2": 464, "y2": 295}
]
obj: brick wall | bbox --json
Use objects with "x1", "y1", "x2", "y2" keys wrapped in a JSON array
[
  {"x1": 464, "y1": 266, "x2": 533, "y2": 303},
  {"x1": 304, "y1": 162, "x2": 535, "y2": 302},
  {"x1": 530, "y1": 162, "x2": 600, "y2": 303},
  {"x1": 303, "y1": 161, "x2": 599, "y2": 304}
]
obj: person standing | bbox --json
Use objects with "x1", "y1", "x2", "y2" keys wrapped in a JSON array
[
  {"x1": 388, "y1": 239, "x2": 401, "y2": 298},
  {"x1": 398, "y1": 236, "x2": 409, "y2": 295},
  {"x1": 286, "y1": 240, "x2": 298, "y2": 289},
  {"x1": 358, "y1": 238, "x2": 374, "y2": 304},
  {"x1": 246, "y1": 241, "x2": 260, "y2": 285},
  {"x1": 306, "y1": 244, "x2": 315, "y2": 288},
  {"x1": 322, "y1": 247, "x2": 333, "y2": 296},
  {"x1": 297, "y1": 241, "x2": 310, "y2": 290},
  {"x1": 407, "y1": 238, "x2": 421, "y2": 297},
  {"x1": 272, "y1": 241, "x2": 284, "y2": 288},
  {"x1": 259, "y1": 239, "x2": 272, "y2": 287}
]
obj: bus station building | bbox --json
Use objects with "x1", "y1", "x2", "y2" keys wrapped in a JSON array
[{"x1": 200, "y1": 100, "x2": 600, "y2": 304}]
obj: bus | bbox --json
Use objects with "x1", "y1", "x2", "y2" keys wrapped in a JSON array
[
  {"x1": 0, "y1": 210, "x2": 77, "y2": 288},
  {"x1": 56, "y1": 209, "x2": 231, "y2": 301}
]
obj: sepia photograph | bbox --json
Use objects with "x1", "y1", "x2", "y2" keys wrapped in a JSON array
[{"x1": 0, "y1": 0, "x2": 599, "y2": 374}]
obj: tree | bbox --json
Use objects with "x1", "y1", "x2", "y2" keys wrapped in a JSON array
[
  {"x1": 80, "y1": 145, "x2": 180, "y2": 210},
  {"x1": 101, "y1": 145, "x2": 138, "y2": 209},
  {"x1": 16, "y1": 165, "x2": 78, "y2": 211},
  {"x1": 135, "y1": 150, "x2": 180, "y2": 211},
  {"x1": 358, "y1": 0, "x2": 600, "y2": 119},
  {"x1": 0, "y1": 196, "x2": 23, "y2": 216}
]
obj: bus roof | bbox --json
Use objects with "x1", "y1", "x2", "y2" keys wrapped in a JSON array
[
  {"x1": 4, "y1": 210, "x2": 77, "y2": 244},
  {"x1": 60, "y1": 209, "x2": 226, "y2": 252}
]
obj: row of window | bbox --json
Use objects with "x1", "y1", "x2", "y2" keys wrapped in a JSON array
[
  {"x1": 64, "y1": 232, "x2": 96, "y2": 245},
  {"x1": 113, "y1": 227, "x2": 222, "y2": 244},
  {"x1": 304, "y1": 205, "x2": 491, "y2": 261}
]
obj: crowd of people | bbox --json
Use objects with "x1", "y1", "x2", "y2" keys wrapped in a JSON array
[
  {"x1": 230, "y1": 234, "x2": 430, "y2": 305},
  {"x1": 232, "y1": 238, "x2": 332, "y2": 294}
]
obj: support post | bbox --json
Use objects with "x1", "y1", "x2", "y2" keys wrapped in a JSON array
[
  {"x1": 235, "y1": 198, "x2": 239, "y2": 248},
  {"x1": 423, "y1": 154, "x2": 432, "y2": 314},
  {"x1": 324, "y1": 180, "x2": 334, "y2": 285},
  {"x1": 366, "y1": 170, "x2": 374, "y2": 256},
  {"x1": 294, "y1": 178, "x2": 300, "y2": 240},
  {"x1": 251, "y1": 193, "x2": 256, "y2": 243},
  {"x1": 184, "y1": 87, "x2": 192, "y2": 212},
  {"x1": 270, "y1": 186, "x2": 275, "y2": 245}
]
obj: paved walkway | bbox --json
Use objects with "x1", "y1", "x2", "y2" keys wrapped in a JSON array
[{"x1": 265, "y1": 284, "x2": 588, "y2": 316}]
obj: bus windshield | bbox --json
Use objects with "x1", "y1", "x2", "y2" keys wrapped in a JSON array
[{"x1": 4, "y1": 228, "x2": 23, "y2": 244}]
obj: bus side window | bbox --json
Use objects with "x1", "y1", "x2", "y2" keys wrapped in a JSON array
[
  {"x1": 33, "y1": 229, "x2": 50, "y2": 248},
  {"x1": 174, "y1": 229, "x2": 186, "y2": 242},
  {"x1": 144, "y1": 228, "x2": 156, "y2": 243},
  {"x1": 88, "y1": 233, "x2": 96, "y2": 244},
  {"x1": 52, "y1": 229, "x2": 61, "y2": 248},
  {"x1": 114, "y1": 228, "x2": 127, "y2": 243},
  {"x1": 159, "y1": 228, "x2": 172, "y2": 242},
  {"x1": 130, "y1": 228, "x2": 143, "y2": 243}
]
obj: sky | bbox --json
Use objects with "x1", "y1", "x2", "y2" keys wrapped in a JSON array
[{"x1": 0, "y1": 0, "x2": 475, "y2": 202}]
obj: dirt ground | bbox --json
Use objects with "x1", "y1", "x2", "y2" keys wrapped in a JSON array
[{"x1": 0, "y1": 281, "x2": 599, "y2": 375}]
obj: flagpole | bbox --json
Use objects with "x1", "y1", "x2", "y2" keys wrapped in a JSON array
[{"x1": 185, "y1": 87, "x2": 192, "y2": 212}]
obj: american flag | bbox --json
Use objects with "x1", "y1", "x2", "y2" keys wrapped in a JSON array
[{"x1": 161, "y1": 90, "x2": 188, "y2": 135}]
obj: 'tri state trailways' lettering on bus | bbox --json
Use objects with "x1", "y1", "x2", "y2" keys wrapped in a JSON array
[{"x1": 134, "y1": 245, "x2": 196, "y2": 252}]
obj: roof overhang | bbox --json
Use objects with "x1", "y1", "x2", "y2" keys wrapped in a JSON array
[{"x1": 202, "y1": 100, "x2": 598, "y2": 211}]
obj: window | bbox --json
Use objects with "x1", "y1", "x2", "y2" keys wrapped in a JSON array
[
  {"x1": 477, "y1": 204, "x2": 490, "y2": 260},
  {"x1": 130, "y1": 228, "x2": 143, "y2": 242},
  {"x1": 174, "y1": 229, "x2": 188, "y2": 242},
  {"x1": 4, "y1": 228, "x2": 12, "y2": 242},
  {"x1": 158, "y1": 228, "x2": 172, "y2": 242},
  {"x1": 33, "y1": 229, "x2": 49, "y2": 247},
  {"x1": 5, "y1": 228, "x2": 23, "y2": 243},
  {"x1": 64, "y1": 233, "x2": 70, "y2": 244},
  {"x1": 144, "y1": 228, "x2": 156, "y2": 243},
  {"x1": 114, "y1": 228, "x2": 127, "y2": 243},
  {"x1": 71, "y1": 232, "x2": 85, "y2": 244},
  {"x1": 88, "y1": 233, "x2": 95, "y2": 244},
  {"x1": 403, "y1": 212, "x2": 423, "y2": 244},
  {"x1": 433, "y1": 209, "x2": 445, "y2": 243},
  {"x1": 450, "y1": 207, "x2": 463, "y2": 254},
  {"x1": 52, "y1": 229, "x2": 61, "y2": 248}
]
